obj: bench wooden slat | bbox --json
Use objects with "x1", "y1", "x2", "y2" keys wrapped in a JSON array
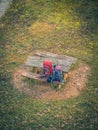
[
  {"x1": 22, "y1": 71, "x2": 46, "y2": 81},
  {"x1": 21, "y1": 71, "x2": 65, "y2": 84},
  {"x1": 35, "y1": 51, "x2": 77, "y2": 63},
  {"x1": 26, "y1": 56, "x2": 71, "y2": 72},
  {"x1": 26, "y1": 56, "x2": 71, "y2": 66}
]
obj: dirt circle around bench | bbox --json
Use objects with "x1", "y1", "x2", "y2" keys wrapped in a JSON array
[{"x1": 13, "y1": 62, "x2": 91, "y2": 101}]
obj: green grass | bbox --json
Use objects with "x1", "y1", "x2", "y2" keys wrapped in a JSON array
[{"x1": 0, "y1": 0, "x2": 98, "y2": 129}]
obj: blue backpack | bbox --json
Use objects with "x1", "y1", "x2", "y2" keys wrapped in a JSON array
[{"x1": 52, "y1": 66, "x2": 63, "y2": 82}]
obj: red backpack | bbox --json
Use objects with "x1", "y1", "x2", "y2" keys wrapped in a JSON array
[{"x1": 42, "y1": 60, "x2": 53, "y2": 79}]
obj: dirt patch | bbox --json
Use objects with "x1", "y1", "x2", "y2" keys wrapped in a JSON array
[{"x1": 13, "y1": 62, "x2": 91, "y2": 101}]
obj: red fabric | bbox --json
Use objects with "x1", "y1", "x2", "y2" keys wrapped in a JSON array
[{"x1": 43, "y1": 60, "x2": 53, "y2": 77}]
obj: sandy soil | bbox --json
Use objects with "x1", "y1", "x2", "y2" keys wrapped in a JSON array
[{"x1": 13, "y1": 62, "x2": 91, "y2": 101}]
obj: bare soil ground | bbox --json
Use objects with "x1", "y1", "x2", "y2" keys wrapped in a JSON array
[{"x1": 13, "y1": 62, "x2": 91, "y2": 101}]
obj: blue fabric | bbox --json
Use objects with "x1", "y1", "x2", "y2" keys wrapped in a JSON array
[{"x1": 52, "y1": 69, "x2": 62, "y2": 82}]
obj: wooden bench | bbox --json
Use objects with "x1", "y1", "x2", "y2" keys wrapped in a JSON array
[{"x1": 22, "y1": 51, "x2": 77, "y2": 85}]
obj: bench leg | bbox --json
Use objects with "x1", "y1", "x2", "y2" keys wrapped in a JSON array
[
  {"x1": 58, "y1": 84, "x2": 62, "y2": 89},
  {"x1": 63, "y1": 73, "x2": 68, "y2": 81},
  {"x1": 33, "y1": 67, "x2": 38, "y2": 74}
]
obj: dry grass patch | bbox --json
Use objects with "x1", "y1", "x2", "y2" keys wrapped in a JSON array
[{"x1": 28, "y1": 22, "x2": 55, "y2": 35}]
